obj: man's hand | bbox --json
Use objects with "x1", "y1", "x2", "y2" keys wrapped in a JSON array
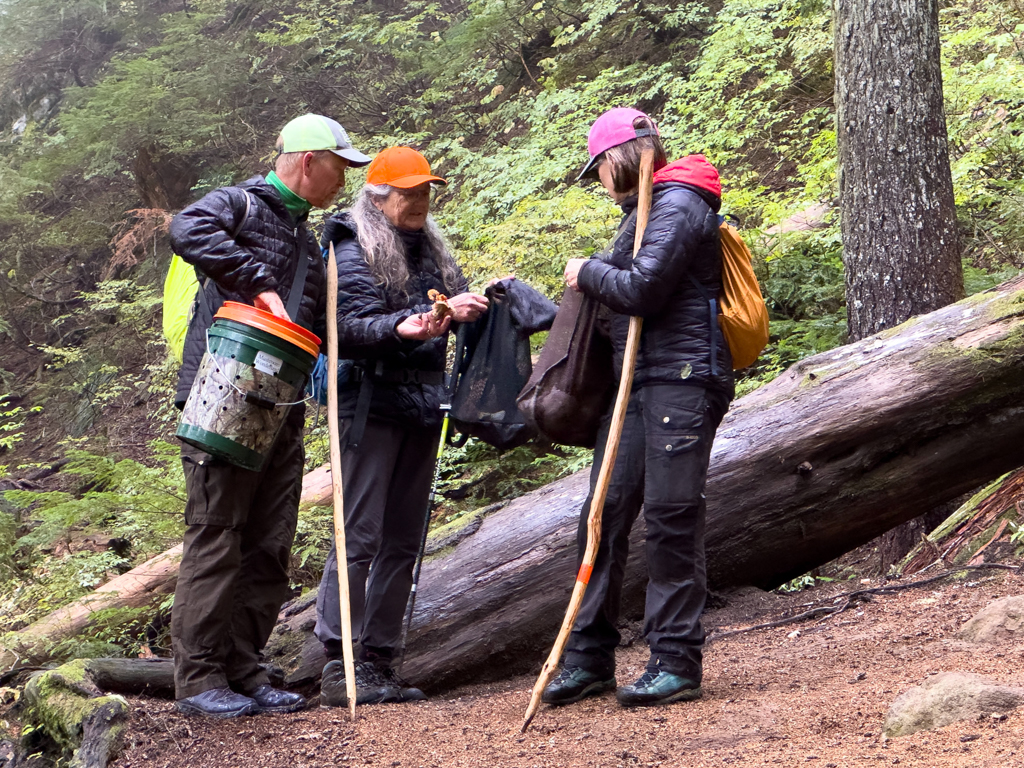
[
  {"x1": 564, "y1": 259, "x2": 587, "y2": 291},
  {"x1": 396, "y1": 311, "x2": 452, "y2": 341},
  {"x1": 447, "y1": 292, "x2": 489, "y2": 323},
  {"x1": 254, "y1": 291, "x2": 289, "y2": 319}
]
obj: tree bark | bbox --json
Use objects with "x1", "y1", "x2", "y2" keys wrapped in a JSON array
[
  {"x1": 265, "y1": 278, "x2": 1024, "y2": 692},
  {"x1": 834, "y1": 0, "x2": 963, "y2": 341}
]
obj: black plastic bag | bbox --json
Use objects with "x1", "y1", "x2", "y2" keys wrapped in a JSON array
[{"x1": 449, "y1": 278, "x2": 557, "y2": 449}]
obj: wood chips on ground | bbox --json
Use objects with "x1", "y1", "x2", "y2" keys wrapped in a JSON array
[{"x1": 109, "y1": 569, "x2": 1024, "y2": 768}]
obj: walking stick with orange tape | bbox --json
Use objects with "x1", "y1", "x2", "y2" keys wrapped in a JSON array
[{"x1": 521, "y1": 149, "x2": 655, "y2": 732}]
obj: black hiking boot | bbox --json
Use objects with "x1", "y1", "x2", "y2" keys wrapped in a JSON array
[
  {"x1": 541, "y1": 664, "x2": 616, "y2": 705},
  {"x1": 377, "y1": 664, "x2": 428, "y2": 703},
  {"x1": 320, "y1": 660, "x2": 400, "y2": 707},
  {"x1": 616, "y1": 668, "x2": 701, "y2": 707},
  {"x1": 248, "y1": 684, "x2": 307, "y2": 714},
  {"x1": 175, "y1": 687, "x2": 259, "y2": 719}
]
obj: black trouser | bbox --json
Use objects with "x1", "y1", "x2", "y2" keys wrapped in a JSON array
[
  {"x1": 315, "y1": 416, "x2": 440, "y2": 663},
  {"x1": 172, "y1": 411, "x2": 304, "y2": 699},
  {"x1": 564, "y1": 383, "x2": 728, "y2": 682}
]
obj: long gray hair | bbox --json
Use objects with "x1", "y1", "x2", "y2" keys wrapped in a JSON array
[{"x1": 348, "y1": 183, "x2": 462, "y2": 299}]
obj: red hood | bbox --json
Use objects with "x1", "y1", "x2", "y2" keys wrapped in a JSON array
[{"x1": 653, "y1": 155, "x2": 721, "y2": 199}]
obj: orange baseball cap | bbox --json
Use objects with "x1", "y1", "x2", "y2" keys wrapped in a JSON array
[{"x1": 366, "y1": 146, "x2": 447, "y2": 189}]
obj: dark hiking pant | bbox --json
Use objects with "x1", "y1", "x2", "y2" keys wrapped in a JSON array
[
  {"x1": 315, "y1": 416, "x2": 440, "y2": 663},
  {"x1": 564, "y1": 383, "x2": 728, "y2": 682},
  {"x1": 171, "y1": 411, "x2": 304, "y2": 699}
]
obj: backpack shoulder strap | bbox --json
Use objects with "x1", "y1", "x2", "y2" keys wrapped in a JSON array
[{"x1": 197, "y1": 187, "x2": 254, "y2": 322}]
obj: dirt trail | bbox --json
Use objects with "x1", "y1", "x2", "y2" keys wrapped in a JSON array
[{"x1": 114, "y1": 570, "x2": 1024, "y2": 768}]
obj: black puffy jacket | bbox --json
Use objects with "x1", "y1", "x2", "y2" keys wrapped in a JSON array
[
  {"x1": 577, "y1": 156, "x2": 735, "y2": 397},
  {"x1": 322, "y1": 212, "x2": 469, "y2": 429},
  {"x1": 170, "y1": 176, "x2": 327, "y2": 407}
]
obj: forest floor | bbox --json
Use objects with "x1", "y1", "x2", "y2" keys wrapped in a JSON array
[{"x1": 111, "y1": 562, "x2": 1024, "y2": 768}]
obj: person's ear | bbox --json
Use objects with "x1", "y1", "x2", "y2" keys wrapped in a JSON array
[{"x1": 301, "y1": 151, "x2": 315, "y2": 177}]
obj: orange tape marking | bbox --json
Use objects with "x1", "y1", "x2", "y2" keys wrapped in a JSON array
[{"x1": 577, "y1": 564, "x2": 593, "y2": 584}]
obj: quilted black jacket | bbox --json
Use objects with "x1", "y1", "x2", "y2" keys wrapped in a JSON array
[
  {"x1": 577, "y1": 163, "x2": 735, "y2": 398},
  {"x1": 170, "y1": 175, "x2": 327, "y2": 407},
  {"x1": 322, "y1": 212, "x2": 469, "y2": 429}
]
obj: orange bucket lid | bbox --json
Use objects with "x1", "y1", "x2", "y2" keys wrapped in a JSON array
[{"x1": 215, "y1": 301, "x2": 321, "y2": 359}]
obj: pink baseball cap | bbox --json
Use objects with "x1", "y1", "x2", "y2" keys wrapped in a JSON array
[{"x1": 577, "y1": 107, "x2": 660, "y2": 181}]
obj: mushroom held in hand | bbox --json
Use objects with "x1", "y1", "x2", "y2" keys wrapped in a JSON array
[{"x1": 428, "y1": 289, "x2": 453, "y2": 321}]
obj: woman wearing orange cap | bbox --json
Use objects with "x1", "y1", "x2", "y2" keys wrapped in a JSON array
[{"x1": 315, "y1": 146, "x2": 488, "y2": 707}]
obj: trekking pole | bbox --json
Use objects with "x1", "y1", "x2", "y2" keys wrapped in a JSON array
[
  {"x1": 326, "y1": 241, "x2": 358, "y2": 720},
  {"x1": 396, "y1": 403, "x2": 451, "y2": 671},
  {"x1": 522, "y1": 149, "x2": 655, "y2": 732}
]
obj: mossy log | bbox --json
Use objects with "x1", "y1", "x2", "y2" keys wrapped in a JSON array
[
  {"x1": 899, "y1": 467, "x2": 1024, "y2": 574},
  {"x1": 22, "y1": 660, "x2": 129, "y2": 768},
  {"x1": 266, "y1": 277, "x2": 1024, "y2": 692}
]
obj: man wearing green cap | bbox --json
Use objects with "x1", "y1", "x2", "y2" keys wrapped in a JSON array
[{"x1": 169, "y1": 114, "x2": 370, "y2": 719}]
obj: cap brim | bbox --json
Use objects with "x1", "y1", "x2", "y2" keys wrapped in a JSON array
[
  {"x1": 576, "y1": 155, "x2": 600, "y2": 183},
  {"x1": 387, "y1": 173, "x2": 448, "y2": 189},
  {"x1": 330, "y1": 147, "x2": 372, "y2": 167}
]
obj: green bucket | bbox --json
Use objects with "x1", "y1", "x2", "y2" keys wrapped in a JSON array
[{"x1": 177, "y1": 316, "x2": 318, "y2": 471}]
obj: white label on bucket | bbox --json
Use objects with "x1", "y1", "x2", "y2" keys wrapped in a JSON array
[{"x1": 253, "y1": 350, "x2": 284, "y2": 376}]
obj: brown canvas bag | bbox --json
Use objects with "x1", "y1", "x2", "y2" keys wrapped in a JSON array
[{"x1": 516, "y1": 286, "x2": 614, "y2": 448}]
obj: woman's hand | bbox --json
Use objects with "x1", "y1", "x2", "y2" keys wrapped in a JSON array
[
  {"x1": 396, "y1": 311, "x2": 451, "y2": 341},
  {"x1": 447, "y1": 292, "x2": 489, "y2": 323},
  {"x1": 564, "y1": 259, "x2": 587, "y2": 291}
]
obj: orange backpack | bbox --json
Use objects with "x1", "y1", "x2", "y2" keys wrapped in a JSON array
[
  {"x1": 690, "y1": 219, "x2": 769, "y2": 370},
  {"x1": 717, "y1": 220, "x2": 769, "y2": 368}
]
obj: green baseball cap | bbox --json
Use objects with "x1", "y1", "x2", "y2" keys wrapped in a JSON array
[{"x1": 278, "y1": 114, "x2": 371, "y2": 167}]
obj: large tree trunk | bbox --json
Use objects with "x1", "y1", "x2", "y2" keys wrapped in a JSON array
[
  {"x1": 835, "y1": 0, "x2": 965, "y2": 565},
  {"x1": 834, "y1": 0, "x2": 963, "y2": 341},
  {"x1": 265, "y1": 278, "x2": 1024, "y2": 692}
]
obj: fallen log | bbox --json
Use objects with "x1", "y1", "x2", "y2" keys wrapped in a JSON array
[{"x1": 265, "y1": 277, "x2": 1024, "y2": 692}]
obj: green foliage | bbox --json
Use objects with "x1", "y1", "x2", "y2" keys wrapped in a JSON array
[
  {"x1": 743, "y1": 225, "x2": 847, "y2": 389},
  {"x1": 291, "y1": 504, "x2": 333, "y2": 588},
  {"x1": 0, "y1": 441, "x2": 184, "y2": 632},
  {"x1": 436, "y1": 436, "x2": 592, "y2": 525},
  {"x1": 775, "y1": 572, "x2": 834, "y2": 593},
  {"x1": 942, "y1": 0, "x2": 1024, "y2": 266},
  {"x1": 0, "y1": 395, "x2": 38, "y2": 454}
]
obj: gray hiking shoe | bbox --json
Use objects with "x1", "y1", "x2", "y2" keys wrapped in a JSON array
[
  {"x1": 541, "y1": 665, "x2": 616, "y2": 705},
  {"x1": 616, "y1": 669, "x2": 701, "y2": 707},
  {"x1": 320, "y1": 660, "x2": 399, "y2": 707}
]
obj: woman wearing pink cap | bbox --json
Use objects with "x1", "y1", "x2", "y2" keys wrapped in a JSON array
[{"x1": 545, "y1": 108, "x2": 735, "y2": 708}]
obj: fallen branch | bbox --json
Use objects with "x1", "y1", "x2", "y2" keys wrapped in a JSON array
[{"x1": 707, "y1": 563, "x2": 1022, "y2": 643}]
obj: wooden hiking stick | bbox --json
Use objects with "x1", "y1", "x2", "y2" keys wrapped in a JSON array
[
  {"x1": 522, "y1": 149, "x2": 656, "y2": 732},
  {"x1": 326, "y1": 242, "x2": 358, "y2": 720}
]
